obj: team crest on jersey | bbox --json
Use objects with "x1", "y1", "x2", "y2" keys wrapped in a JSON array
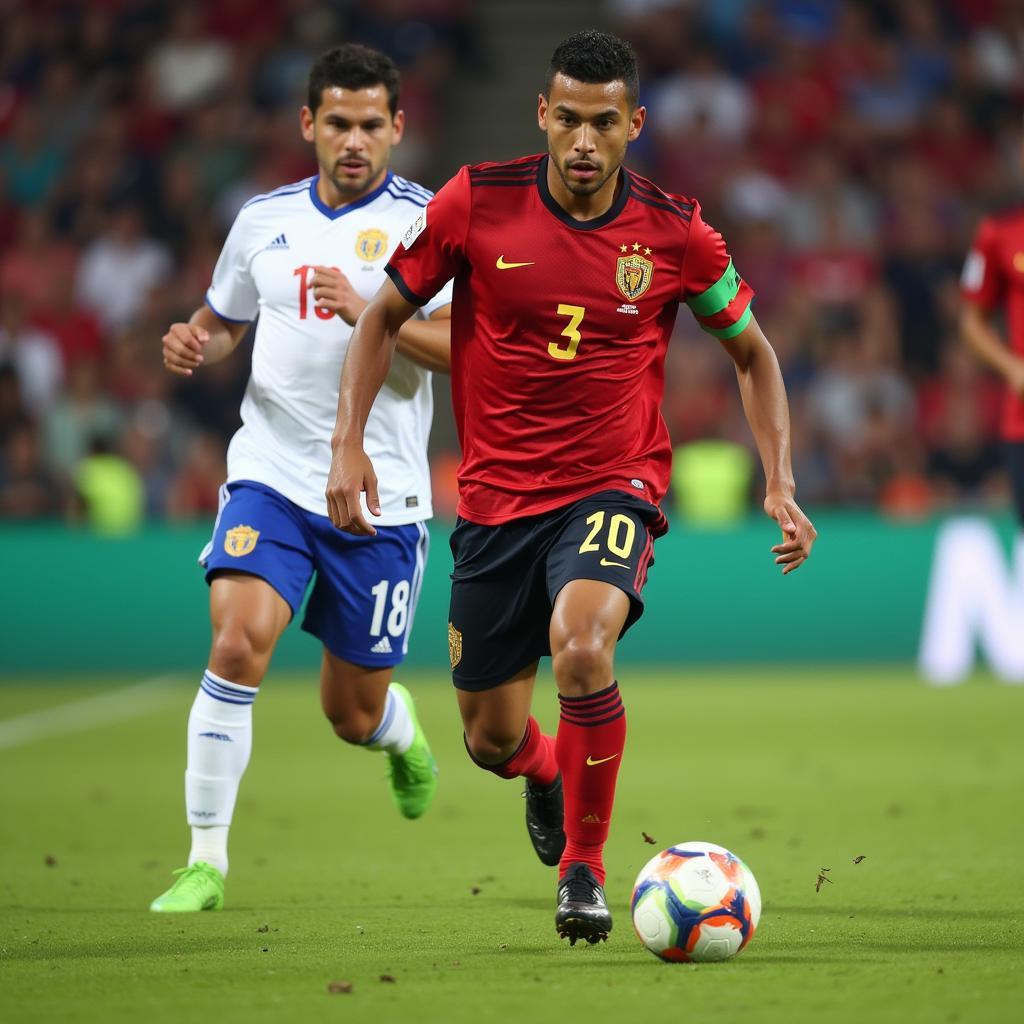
[
  {"x1": 616, "y1": 253, "x2": 654, "y2": 301},
  {"x1": 448, "y1": 621, "x2": 462, "y2": 669},
  {"x1": 356, "y1": 228, "x2": 389, "y2": 262},
  {"x1": 224, "y1": 525, "x2": 259, "y2": 557}
]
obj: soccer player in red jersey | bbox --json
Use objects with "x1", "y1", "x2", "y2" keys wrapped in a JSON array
[
  {"x1": 961, "y1": 204, "x2": 1024, "y2": 522},
  {"x1": 326, "y1": 31, "x2": 816, "y2": 945}
]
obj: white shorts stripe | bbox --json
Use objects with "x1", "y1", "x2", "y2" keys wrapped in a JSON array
[
  {"x1": 198, "y1": 482, "x2": 232, "y2": 565},
  {"x1": 403, "y1": 521, "x2": 430, "y2": 655}
]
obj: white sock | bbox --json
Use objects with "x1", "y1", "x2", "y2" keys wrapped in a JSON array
[
  {"x1": 184, "y1": 670, "x2": 257, "y2": 876},
  {"x1": 189, "y1": 825, "x2": 229, "y2": 874},
  {"x1": 363, "y1": 684, "x2": 415, "y2": 755}
]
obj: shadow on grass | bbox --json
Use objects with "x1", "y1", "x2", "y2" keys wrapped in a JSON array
[
  {"x1": 510, "y1": 897, "x2": 558, "y2": 912},
  {"x1": 769, "y1": 904, "x2": 1018, "y2": 921},
  {"x1": 473, "y1": 948, "x2": 881, "y2": 969},
  {"x1": 770, "y1": 935, "x2": 1022, "y2": 953},
  {"x1": 2, "y1": 929, "x2": 248, "y2": 963},
  {"x1": 745, "y1": 953, "x2": 887, "y2": 965}
]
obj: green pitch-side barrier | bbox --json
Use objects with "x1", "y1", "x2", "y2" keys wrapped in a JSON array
[{"x1": 0, "y1": 515, "x2": 1017, "y2": 673}]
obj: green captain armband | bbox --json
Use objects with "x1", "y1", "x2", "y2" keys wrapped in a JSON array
[{"x1": 686, "y1": 259, "x2": 752, "y2": 338}]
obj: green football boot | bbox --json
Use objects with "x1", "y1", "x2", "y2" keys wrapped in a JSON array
[
  {"x1": 386, "y1": 683, "x2": 438, "y2": 819},
  {"x1": 149, "y1": 861, "x2": 224, "y2": 913}
]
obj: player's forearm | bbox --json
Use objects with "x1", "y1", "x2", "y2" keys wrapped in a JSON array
[
  {"x1": 332, "y1": 300, "x2": 399, "y2": 449},
  {"x1": 731, "y1": 332, "x2": 795, "y2": 497},
  {"x1": 961, "y1": 305, "x2": 1019, "y2": 379},
  {"x1": 395, "y1": 314, "x2": 451, "y2": 374},
  {"x1": 191, "y1": 305, "x2": 246, "y2": 365}
]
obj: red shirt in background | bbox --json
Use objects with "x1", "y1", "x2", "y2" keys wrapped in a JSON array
[{"x1": 961, "y1": 208, "x2": 1024, "y2": 441}]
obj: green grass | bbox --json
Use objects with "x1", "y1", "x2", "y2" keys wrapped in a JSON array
[{"x1": 1, "y1": 668, "x2": 1022, "y2": 1024}]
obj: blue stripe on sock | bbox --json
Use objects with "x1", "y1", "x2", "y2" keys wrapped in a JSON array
[
  {"x1": 201, "y1": 673, "x2": 256, "y2": 704},
  {"x1": 202, "y1": 680, "x2": 253, "y2": 702},
  {"x1": 200, "y1": 681, "x2": 253, "y2": 705},
  {"x1": 201, "y1": 672, "x2": 256, "y2": 697}
]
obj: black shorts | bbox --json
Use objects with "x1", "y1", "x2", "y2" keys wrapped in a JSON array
[{"x1": 447, "y1": 490, "x2": 667, "y2": 691}]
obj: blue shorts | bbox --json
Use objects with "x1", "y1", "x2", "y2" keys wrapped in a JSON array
[{"x1": 200, "y1": 480, "x2": 429, "y2": 668}]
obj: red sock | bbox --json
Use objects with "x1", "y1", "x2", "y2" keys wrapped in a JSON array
[
  {"x1": 464, "y1": 715, "x2": 558, "y2": 786},
  {"x1": 556, "y1": 682, "x2": 626, "y2": 886}
]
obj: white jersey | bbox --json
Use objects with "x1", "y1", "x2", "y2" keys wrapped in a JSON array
[{"x1": 206, "y1": 172, "x2": 452, "y2": 523}]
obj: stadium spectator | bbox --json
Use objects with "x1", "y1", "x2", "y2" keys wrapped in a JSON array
[
  {"x1": 0, "y1": 104, "x2": 64, "y2": 209},
  {"x1": 32, "y1": 284, "x2": 106, "y2": 371},
  {"x1": 75, "y1": 202, "x2": 173, "y2": 336},
  {"x1": 0, "y1": 295, "x2": 63, "y2": 416},
  {"x1": 0, "y1": 418, "x2": 64, "y2": 520},
  {"x1": 651, "y1": 50, "x2": 754, "y2": 142},
  {"x1": 671, "y1": 438, "x2": 755, "y2": 525},
  {"x1": 0, "y1": 363, "x2": 26, "y2": 444},
  {"x1": 147, "y1": 4, "x2": 233, "y2": 114},
  {"x1": 43, "y1": 357, "x2": 122, "y2": 478},
  {"x1": 164, "y1": 430, "x2": 225, "y2": 521},
  {"x1": 0, "y1": 209, "x2": 79, "y2": 317},
  {"x1": 73, "y1": 434, "x2": 145, "y2": 535}
]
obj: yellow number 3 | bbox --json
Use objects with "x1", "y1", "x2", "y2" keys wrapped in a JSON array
[{"x1": 548, "y1": 304, "x2": 586, "y2": 361}]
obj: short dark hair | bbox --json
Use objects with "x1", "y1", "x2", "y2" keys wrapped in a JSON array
[
  {"x1": 545, "y1": 31, "x2": 639, "y2": 109},
  {"x1": 308, "y1": 44, "x2": 401, "y2": 115}
]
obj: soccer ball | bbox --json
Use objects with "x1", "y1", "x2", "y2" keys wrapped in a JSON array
[{"x1": 630, "y1": 841, "x2": 761, "y2": 962}]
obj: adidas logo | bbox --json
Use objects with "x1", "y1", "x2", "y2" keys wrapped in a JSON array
[
  {"x1": 264, "y1": 233, "x2": 289, "y2": 250},
  {"x1": 370, "y1": 636, "x2": 393, "y2": 654}
]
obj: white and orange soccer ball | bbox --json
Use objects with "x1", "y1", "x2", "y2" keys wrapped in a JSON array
[{"x1": 630, "y1": 841, "x2": 762, "y2": 962}]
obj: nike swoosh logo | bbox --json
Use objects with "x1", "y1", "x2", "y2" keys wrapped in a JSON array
[
  {"x1": 599, "y1": 558, "x2": 630, "y2": 569},
  {"x1": 496, "y1": 256, "x2": 535, "y2": 270},
  {"x1": 586, "y1": 754, "x2": 619, "y2": 766}
]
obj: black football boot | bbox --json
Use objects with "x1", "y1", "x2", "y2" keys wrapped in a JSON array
[
  {"x1": 523, "y1": 774, "x2": 566, "y2": 867},
  {"x1": 555, "y1": 862, "x2": 612, "y2": 945}
]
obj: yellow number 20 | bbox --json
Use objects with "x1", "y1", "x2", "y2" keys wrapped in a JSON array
[
  {"x1": 578, "y1": 511, "x2": 637, "y2": 558},
  {"x1": 548, "y1": 304, "x2": 586, "y2": 361}
]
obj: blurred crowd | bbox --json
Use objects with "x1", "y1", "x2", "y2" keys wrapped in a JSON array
[
  {"x1": 0, "y1": 0, "x2": 475, "y2": 528},
  {"x1": 0, "y1": 0, "x2": 1021, "y2": 529},
  {"x1": 618, "y1": 0, "x2": 1023, "y2": 521}
]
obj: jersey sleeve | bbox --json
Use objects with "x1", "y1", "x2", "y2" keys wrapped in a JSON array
[
  {"x1": 961, "y1": 218, "x2": 1005, "y2": 312},
  {"x1": 385, "y1": 166, "x2": 470, "y2": 307},
  {"x1": 205, "y1": 208, "x2": 260, "y2": 322},
  {"x1": 420, "y1": 276, "x2": 454, "y2": 318},
  {"x1": 681, "y1": 201, "x2": 755, "y2": 339}
]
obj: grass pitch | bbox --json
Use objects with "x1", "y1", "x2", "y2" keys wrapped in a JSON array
[{"x1": 1, "y1": 667, "x2": 1022, "y2": 1024}]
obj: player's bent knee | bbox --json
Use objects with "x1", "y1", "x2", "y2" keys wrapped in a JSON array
[
  {"x1": 551, "y1": 635, "x2": 614, "y2": 694},
  {"x1": 464, "y1": 728, "x2": 521, "y2": 767},
  {"x1": 324, "y1": 707, "x2": 377, "y2": 745},
  {"x1": 209, "y1": 626, "x2": 267, "y2": 684}
]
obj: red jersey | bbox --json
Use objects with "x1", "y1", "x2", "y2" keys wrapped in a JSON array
[
  {"x1": 961, "y1": 208, "x2": 1024, "y2": 441},
  {"x1": 386, "y1": 154, "x2": 755, "y2": 524}
]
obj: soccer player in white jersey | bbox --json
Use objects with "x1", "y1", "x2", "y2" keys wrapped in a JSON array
[{"x1": 150, "y1": 45, "x2": 452, "y2": 913}]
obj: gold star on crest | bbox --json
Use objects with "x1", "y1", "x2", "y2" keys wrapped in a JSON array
[
  {"x1": 632, "y1": 242, "x2": 641, "y2": 251},
  {"x1": 620, "y1": 244, "x2": 628, "y2": 253},
  {"x1": 644, "y1": 247, "x2": 652, "y2": 256}
]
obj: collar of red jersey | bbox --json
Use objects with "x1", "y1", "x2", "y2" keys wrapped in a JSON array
[{"x1": 536, "y1": 156, "x2": 632, "y2": 232}]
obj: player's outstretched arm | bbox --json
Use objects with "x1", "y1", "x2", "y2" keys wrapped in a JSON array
[
  {"x1": 161, "y1": 305, "x2": 249, "y2": 377},
  {"x1": 961, "y1": 303, "x2": 1024, "y2": 397},
  {"x1": 719, "y1": 315, "x2": 816, "y2": 575},
  {"x1": 326, "y1": 277, "x2": 418, "y2": 535}
]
